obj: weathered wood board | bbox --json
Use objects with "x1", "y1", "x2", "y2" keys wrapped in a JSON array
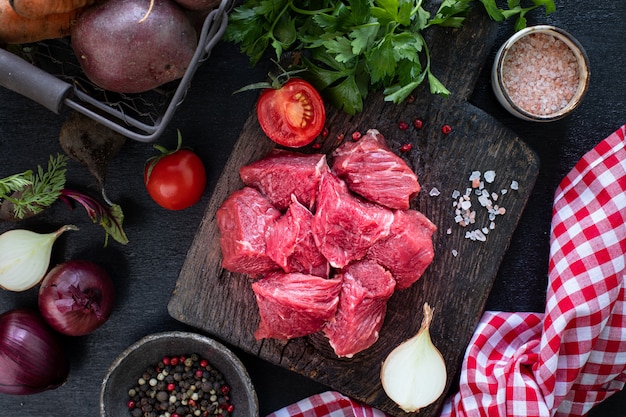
[{"x1": 168, "y1": 9, "x2": 540, "y2": 417}]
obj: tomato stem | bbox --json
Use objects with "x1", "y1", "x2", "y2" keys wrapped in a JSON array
[{"x1": 146, "y1": 130, "x2": 185, "y2": 181}]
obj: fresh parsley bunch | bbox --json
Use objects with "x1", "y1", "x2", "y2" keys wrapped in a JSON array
[{"x1": 225, "y1": 0, "x2": 555, "y2": 114}]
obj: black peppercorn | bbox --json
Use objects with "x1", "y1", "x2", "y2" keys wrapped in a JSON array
[{"x1": 126, "y1": 353, "x2": 233, "y2": 417}]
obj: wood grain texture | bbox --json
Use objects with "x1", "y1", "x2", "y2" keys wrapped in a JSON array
[{"x1": 168, "y1": 10, "x2": 540, "y2": 417}]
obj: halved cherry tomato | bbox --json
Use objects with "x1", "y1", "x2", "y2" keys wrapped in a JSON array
[
  {"x1": 256, "y1": 78, "x2": 326, "y2": 148},
  {"x1": 144, "y1": 131, "x2": 206, "y2": 211}
]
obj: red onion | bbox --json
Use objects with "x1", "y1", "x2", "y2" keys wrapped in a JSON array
[
  {"x1": 0, "y1": 309, "x2": 70, "y2": 395},
  {"x1": 38, "y1": 260, "x2": 115, "y2": 336}
]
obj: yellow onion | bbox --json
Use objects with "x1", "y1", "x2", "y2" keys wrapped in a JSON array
[
  {"x1": 0, "y1": 225, "x2": 79, "y2": 292},
  {"x1": 380, "y1": 303, "x2": 447, "y2": 413}
]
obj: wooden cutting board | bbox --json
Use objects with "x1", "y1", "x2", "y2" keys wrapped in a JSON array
[{"x1": 168, "y1": 9, "x2": 539, "y2": 417}]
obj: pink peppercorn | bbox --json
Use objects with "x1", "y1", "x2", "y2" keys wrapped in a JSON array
[
  {"x1": 170, "y1": 357, "x2": 179, "y2": 366},
  {"x1": 200, "y1": 359, "x2": 209, "y2": 368},
  {"x1": 226, "y1": 404, "x2": 235, "y2": 413},
  {"x1": 351, "y1": 131, "x2": 362, "y2": 140},
  {"x1": 413, "y1": 118, "x2": 423, "y2": 129},
  {"x1": 167, "y1": 383, "x2": 176, "y2": 391},
  {"x1": 195, "y1": 370, "x2": 203, "y2": 378},
  {"x1": 400, "y1": 143, "x2": 413, "y2": 152},
  {"x1": 441, "y1": 124, "x2": 452, "y2": 134},
  {"x1": 127, "y1": 400, "x2": 135, "y2": 409},
  {"x1": 221, "y1": 385, "x2": 231, "y2": 395},
  {"x1": 398, "y1": 121, "x2": 409, "y2": 130},
  {"x1": 162, "y1": 356, "x2": 171, "y2": 365}
]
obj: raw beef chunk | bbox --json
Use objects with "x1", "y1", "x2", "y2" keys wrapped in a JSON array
[
  {"x1": 368, "y1": 209, "x2": 437, "y2": 289},
  {"x1": 239, "y1": 149, "x2": 329, "y2": 211},
  {"x1": 266, "y1": 195, "x2": 330, "y2": 278},
  {"x1": 323, "y1": 260, "x2": 396, "y2": 358},
  {"x1": 332, "y1": 129, "x2": 421, "y2": 210},
  {"x1": 312, "y1": 172, "x2": 394, "y2": 268},
  {"x1": 252, "y1": 272, "x2": 343, "y2": 340},
  {"x1": 216, "y1": 187, "x2": 281, "y2": 276}
]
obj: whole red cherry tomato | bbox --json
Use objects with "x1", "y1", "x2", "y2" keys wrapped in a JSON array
[
  {"x1": 256, "y1": 78, "x2": 326, "y2": 148},
  {"x1": 144, "y1": 131, "x2": 206, "y2": 210}
]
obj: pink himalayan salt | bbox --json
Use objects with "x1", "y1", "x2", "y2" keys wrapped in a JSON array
[{"x1": 502, "y1": 32, "x2": 579, "y2": 116}]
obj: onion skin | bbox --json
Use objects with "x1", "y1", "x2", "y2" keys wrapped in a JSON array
[
  {"x1": 0, "y1": 309, "x2": 70, "y2": 395},
  {"x1": 38, "y1": 260, "x2": 115, "y2": 336}
]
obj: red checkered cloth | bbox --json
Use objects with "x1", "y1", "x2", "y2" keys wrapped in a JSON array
[
  {"x1": 266, "y1": 391, "x2": 387, "y2": 417},
  {"x1": 267, "y1": 125, "x2": 626, "y2": 417}
]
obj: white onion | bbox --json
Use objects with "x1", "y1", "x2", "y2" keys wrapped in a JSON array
[
  {"x1": 380, "y1": 303, "x2": 447, "y2": 413},
  {"x1": 0, "y1": 225, "x2": 79, "y2": 292}
]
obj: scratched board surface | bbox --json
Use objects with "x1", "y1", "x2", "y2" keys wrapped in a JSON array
[{"x1": 168, "y1": 9, "x2": 540, "y2": 417}]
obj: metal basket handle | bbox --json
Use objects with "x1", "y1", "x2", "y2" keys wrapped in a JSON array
[{"x1": 0, "y1": 48, "x2": 72, "y2": 114}]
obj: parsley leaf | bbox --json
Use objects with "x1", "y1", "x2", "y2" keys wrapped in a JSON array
[{"x1": 226, "y1": 0, "x2": 556, "y2": 114}]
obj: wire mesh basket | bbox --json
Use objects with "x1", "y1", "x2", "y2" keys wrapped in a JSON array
[{"x1": 0, "y1": 0, "x2": 233, "y2": 143}]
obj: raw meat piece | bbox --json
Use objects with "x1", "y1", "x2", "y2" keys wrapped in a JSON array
[
  {"x1": 216, "y1": 187, "x2": 281, "y2": 276},
  {"x1": 265, "y1": 195, "x2": 330, "y2": 277},
  {"x1": 323, "y1": 260, "x2": 396, "y2": 358},
  {"x1": 332, "y1": 129, "x2": 421, "y2": 210},
  {"x1": 312, "y1": 172, "x2": 394, "y2": 268},
  {"x1": 368, "y1": 209, "x2": 437, "y2": 289},
  {"x1": 239, "y1": 149, "x2": 329, "y2": 211},
  {"x1": 252, "y1": 272, "x2": 343, "y2": 340}
]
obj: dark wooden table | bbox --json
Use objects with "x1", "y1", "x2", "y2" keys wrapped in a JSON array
[{"x1": 1, "y1": 1, "x2": 625, "y2": 416}]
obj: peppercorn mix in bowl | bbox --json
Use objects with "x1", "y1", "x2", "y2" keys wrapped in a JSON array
[
  {"x1": 491, "y1": 25, "x2": 590, "y2": 122},
  {"x1": 100, "y1": 331, "x2": 258, "y2": 417}
]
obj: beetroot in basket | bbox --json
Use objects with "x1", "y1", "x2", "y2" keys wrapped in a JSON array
[{"x1": 71, "y1": 0, "x2": 197, "y2": 94}]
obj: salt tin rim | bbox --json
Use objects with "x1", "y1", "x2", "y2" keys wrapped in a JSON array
[{"x1": 491, "y1": 25, "x2": 590, "y2": 122}]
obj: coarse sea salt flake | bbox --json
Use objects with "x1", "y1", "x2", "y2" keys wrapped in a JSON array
[
  {"x1": 478, "y1": 195, "x2": 491, "y2": 207},
  {"x1": 429, "y1": 187, "x2": 441, "y2": 196},
  {"x1": 511, "y1": 180, "x2": 519, "y2": 190},
  {"x1": 484, "y1": 170, "x2": 496, "y2": 183},
  {"x1": 474, "y1": 230, "x2": 487, "y2": 242}
]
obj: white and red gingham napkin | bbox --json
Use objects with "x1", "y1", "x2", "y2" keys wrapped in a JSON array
[{"x1": 266, "y1": 125, "x2": 626, "y2": 417}]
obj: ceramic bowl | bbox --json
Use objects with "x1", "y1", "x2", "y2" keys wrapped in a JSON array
[
  {"x1": 100, "y1": 331, "x2": 258, "y2": 417},
  {"x1": 491, "y1": 25, "x2": 590, "y2": 122}
]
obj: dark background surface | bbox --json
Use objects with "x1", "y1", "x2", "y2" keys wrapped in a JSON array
[{"x1": 0, "y1": 1, "x2": 625, "y2": 416}]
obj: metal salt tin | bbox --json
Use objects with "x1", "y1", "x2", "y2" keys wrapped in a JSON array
[{"x1": 491, "y1": 25, "x2": 590, "y2": 122}]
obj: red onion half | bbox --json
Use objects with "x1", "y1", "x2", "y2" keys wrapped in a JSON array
[
  {"x1": 38, "y1": 260, "x2": 115, "y2": 336},
  {"x1": 0, "y1": 309, "x2": 70, "y2": 395}
]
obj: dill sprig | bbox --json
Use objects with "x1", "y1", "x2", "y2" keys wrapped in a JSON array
[
  {"x1": 1, "y1": 154, "x2": 68, "y2": 219},
  {"x1": 0, "y1": 171, "x2": 34, "y2": 196},
  {"x1": 0, "y1": 154, "x2": 128, "y2": 245}
]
